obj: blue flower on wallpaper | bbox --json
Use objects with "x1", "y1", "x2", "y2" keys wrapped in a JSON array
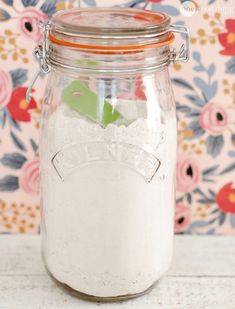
[{"x1": 173, "y1": 51, "x2": 234, "y2": 158}]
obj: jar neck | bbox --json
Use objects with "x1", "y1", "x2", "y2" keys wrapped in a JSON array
[{"x1": 47, "y1": 43, "x2": 171, "y2": 74}]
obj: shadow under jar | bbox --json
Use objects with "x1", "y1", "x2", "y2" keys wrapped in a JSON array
[{"x1": 35, "y1": 7, "x2": 189, "y2": 302}]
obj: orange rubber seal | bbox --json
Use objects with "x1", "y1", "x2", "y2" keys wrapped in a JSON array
[{"x1": 48, "y1": 32, "x2": 175, "y2": 52}]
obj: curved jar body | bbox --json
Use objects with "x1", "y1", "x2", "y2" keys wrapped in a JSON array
[{"x1": 39, "y1": 7, "x2": 182, "y2": 301}]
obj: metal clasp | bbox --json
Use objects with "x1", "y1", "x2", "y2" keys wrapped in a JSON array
[
  {"x1": 26, "y1": 21, "x2": 51, "y2": 103},
  {"x1": 169, "y1": 24, "x2": 190, "y2": 63}
]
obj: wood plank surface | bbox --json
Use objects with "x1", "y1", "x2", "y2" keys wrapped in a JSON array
[{"x1": 0, "y1": 235, "x2": 234, "y2": 309}]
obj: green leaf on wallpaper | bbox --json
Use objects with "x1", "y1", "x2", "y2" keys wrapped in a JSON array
[{"x1": 61, "y1": 80, "x2": 126, "y2": 127}]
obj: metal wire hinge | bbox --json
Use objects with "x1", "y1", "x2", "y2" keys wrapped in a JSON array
[
  {"x1": 26, "y1": 21, "x2": 51, "y2": 103},
  {"x1": 169, "y1": 24, "x2": 190, "y2": 63},
  {"x1": 26, "y1": 22, "x2": 190, "y2": 102}
]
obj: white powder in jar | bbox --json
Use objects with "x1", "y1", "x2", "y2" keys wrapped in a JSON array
[{"x1": 41, "y1": 102, "x2": 177, "y2": 298}]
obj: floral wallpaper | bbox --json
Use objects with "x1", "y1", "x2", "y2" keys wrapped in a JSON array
[{"x1": 0, "y1": 0, "x2": 234, "y2": 235}]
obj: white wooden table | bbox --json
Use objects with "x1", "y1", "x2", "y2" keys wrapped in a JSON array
[{"x1": 0, "y1": 235, "x2": 234, "y2": 309}]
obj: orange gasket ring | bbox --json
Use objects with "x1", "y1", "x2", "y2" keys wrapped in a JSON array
[{"x1": 48, "y1": 32, "x2": 175, "y2": 51}]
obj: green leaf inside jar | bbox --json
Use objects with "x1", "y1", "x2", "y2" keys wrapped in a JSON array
[{"x1": 61, "y1": 80, "x2": 126, "y2": 127}]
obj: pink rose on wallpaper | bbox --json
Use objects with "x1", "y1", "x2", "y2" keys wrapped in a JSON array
[
  {"x1": 176, "y1": 156, "x2": 201, "y2": 193},
  {"x1": 199, "y1": 102, "x2": 228, "y2": 135},
  {"x1": 135, "y1": 77, "x2": 147, "y2": 100},
  {"x1": 216, "y1": 182, "x2": 235, "y2": 214},
  {"x1": 174, "y1": 204, "x2": 191, "y2": 233},
  {"x1": 218, "y1": 19, "x2": 235, "y2": 56},
  {"x1": 18, "y1": 7, "x2": 47, "y2": 42},
  {"x1": 0, "y1": 70, "x2": 13, "y2": 108},
  {"x1": 19, "y1": 158, "x2": 40, "y2": 195}
]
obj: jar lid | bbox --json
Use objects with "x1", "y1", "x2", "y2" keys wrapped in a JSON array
[
  {"x1": 26, "y1": 8, "x2": 189, "y2": 101},
  {"x1": 49, "y1": 8, "x2": 174, "y2": 51}
]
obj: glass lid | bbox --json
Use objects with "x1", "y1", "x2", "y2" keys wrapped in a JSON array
[{"x1": 50, "y1": 7, "x2": 171, "y2": 38}]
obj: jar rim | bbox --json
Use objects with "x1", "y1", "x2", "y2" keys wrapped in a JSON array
[{"x1": 51, "y1": 7, "x2": 171, "y2": 36}]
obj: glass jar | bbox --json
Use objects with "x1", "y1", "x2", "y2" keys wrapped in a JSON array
[{"x1": 31, "y1": 7, "x2": 189, "y2": 301}]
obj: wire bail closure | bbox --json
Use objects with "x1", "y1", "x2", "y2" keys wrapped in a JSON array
[
  {"x1": 26, "y1": 21, "x2": 51, "y2": 103},
  {"x1": 169, "y1": 24, "x2": 190, "y2": 63},
  {"x1": 26, "y1": 21, "x2": 190, "y2": 103}
]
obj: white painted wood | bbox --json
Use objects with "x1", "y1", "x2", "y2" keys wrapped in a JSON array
[
  {"x1": 171, "y1": 236, "x2": 235, "y2": 276},
  {"x1": 0, "y1": 276, "x2": 234, "y2": 309},
  {"x1": 0, "y1": 235, "x2": 234, "y2": 308},
  {"x1": 1, "y1": 235, "x2": 235, "y2": 276},
  {"x1": 0, "y1": 235, "x2": 44, "y2": 276}
]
